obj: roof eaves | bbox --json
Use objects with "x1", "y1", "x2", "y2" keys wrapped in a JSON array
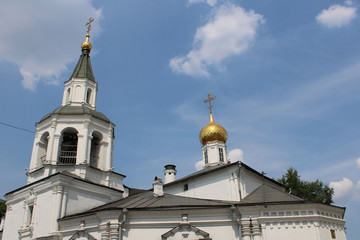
[
  {"x1": 164, "y1": 162, "x2": 239, "y2": 187},
  {"x1": 5, "y1": 171, "x2": 123, "y2": 196},
  {"x1": 239, "y1": 161, "x2": 285, "y2": 188}
]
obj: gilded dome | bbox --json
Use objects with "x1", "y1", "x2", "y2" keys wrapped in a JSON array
[
  {"x1": 81, "y1": 34, "x2": 92, "y2": 51},
  {"x1": 199, "y1": 113, "x2": 228, "y2": 145}
]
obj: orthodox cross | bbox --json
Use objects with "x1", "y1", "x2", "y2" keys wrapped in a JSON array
[
  {"x1": 204, "y1": 93, "x2": 216, "y2": 113},
  {"x1": 86, "y1": 17, "x2": 94, "y2": 34}
]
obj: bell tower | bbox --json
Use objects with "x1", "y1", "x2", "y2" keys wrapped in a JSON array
[
  {"x1": 26, "y1": 19, "x2": 121, "y2": 189},
  {"x1": 199, "y1": 94, "x2": 228, "y2": 168}
]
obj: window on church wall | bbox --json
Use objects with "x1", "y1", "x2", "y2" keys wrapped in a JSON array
[
  {"x1": 330, "y1": 229, "x2": 336, "y2": 239},
  {"x1": 23, "y1": 201, "x2": 35, "y2": 228},
  {"x1": 204, "y1": 150, "x2": 208, "y2": 164},
  {"x1": 219, "y1": 148, "x2": 224, "y2": 162},
  {"x1": 58, "y1": 128, "x2": 78, "y2": 165},
  {"x1": 27, "y1": 205, "x2": 34, "y2": 226},
  {"x1": 90, "y1": 131, "x2": 102, "y2": 168},
  {"x1": 86, "y1": 89, "x2": 92, "y2": 104},
  {"x1": 38, "y1": 132, "x2": 49, "y2": 164}
]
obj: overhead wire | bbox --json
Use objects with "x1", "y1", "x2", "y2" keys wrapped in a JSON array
[{"x1": 0, "y1": 121, "x2": 35, "y2": 133}]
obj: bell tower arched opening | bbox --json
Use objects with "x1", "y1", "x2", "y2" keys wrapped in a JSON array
[
  {"x1": 58, "y1": 128, "x2": 78, "y2": 165},
  {"x1": 38, "y1": 132, "x2": 49, "y2": 164},
  {"x1": 90, "y1": 131, "x2": 102, "y2": 168}
]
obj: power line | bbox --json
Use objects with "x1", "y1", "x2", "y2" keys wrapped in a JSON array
[{"x1": 0, "y1": 121, "x2": 35, "y2": 133}]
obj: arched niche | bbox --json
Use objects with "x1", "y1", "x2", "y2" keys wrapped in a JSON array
[
  {"x1": 66, "y1": 87, "x2": 71, "y2": 103},
  {"x1": 90, "y1": 131, "x2": 103, "y2": 168},
  {"x1": 58, "y1": 128, "x2": 78, "y2": 165},
  {"x1": 38, "y1": 132, "x2": 49, "y2": 164}
]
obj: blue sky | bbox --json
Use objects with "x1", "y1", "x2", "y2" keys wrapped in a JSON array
[{"x1": 0, "y1": 0, "x2": 359, "y2": 238}]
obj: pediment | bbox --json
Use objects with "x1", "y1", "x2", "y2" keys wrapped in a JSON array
[{"x1": 161, "y1": 222, "x2": 211, "y2": 240}]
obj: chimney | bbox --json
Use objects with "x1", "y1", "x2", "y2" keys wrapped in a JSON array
[
  {"x1": 152, "y1": 176, "x2": 164, "y2": 197},
  {"x1": 164, "y1": 164, "x2": 177, "y2": 184}
]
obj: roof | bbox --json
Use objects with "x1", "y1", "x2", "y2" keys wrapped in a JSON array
[
  {"x1": 164, "y1": 162, "x2": 239, "y2": 187},
  {"x1": 61, "y1": 191, "x2": 236, "y2": 220},
  {"x1": 39, "y1": 105, "x2": 111, "y2": 123},
  {"x1": 240, "y1": 184, "x2": 303, "y2": 204},
  {"x1": 91, "y1": 191, "x2": 234, "y2": 210},
  {"x1": 5, "y1": 171, "x2": 123, "y2": 196},
  {"x1": 69, "y1": 49, "x2": 95, "y2": 82},
  {"x1": 164, "y1": 161, "x2": 284, "y2": 188}
]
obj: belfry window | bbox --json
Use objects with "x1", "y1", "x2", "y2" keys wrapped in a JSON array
[
  {"x1": 58, "y1": 128, "x2": 78, "y2": 165},
  {"x1": 204, "y1": 150, "x2": 208, "y2": 164},
  {"x1": 219, "y1": 148, "x2": 224, "y2": 162},
  {"x1": 86, "y1": 89, "x2": 92, "y2": 104},
  {"x1": 90, "y1": 131, "x2": 102, "y2": 168}
]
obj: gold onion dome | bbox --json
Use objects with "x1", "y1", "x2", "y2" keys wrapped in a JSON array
[
  {"x1": 81, "y1": 33, "x2": 92, "y2": 51},
  {"x1": 199, "y1": 112, "x2": 228, "y2": 146}
]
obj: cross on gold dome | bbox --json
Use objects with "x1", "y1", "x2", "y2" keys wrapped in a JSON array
[
  {"x1": 204, "y1": 93, "x2": 216, "y2": 113},
  {"x1": 86, "y1": 17, "x2": 94, "y2": 35}
]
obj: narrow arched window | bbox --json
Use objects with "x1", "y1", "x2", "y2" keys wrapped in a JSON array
[
  {"x1": 90, "y1": 131, "x2": 102, "y2": 168},
  {"x1": 58, "y1": 128, "x2": 78, "y2": 165},
  {"x1": 86, "y1": 89, "x2": 92, "y2": 104}
]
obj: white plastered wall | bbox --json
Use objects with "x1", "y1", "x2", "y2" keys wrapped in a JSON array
[{"x1": 3, "y1": 174, "x2": 123, "y2": 240}]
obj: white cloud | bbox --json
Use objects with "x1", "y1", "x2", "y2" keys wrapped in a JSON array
[
  {"x1": 329, "y1": 177, "x2": 354, "y2": 199},
  {"x1": 188, "y1": 0, "x2": 218, "y2": 7},
  {"x1": 316, "y1": 4, "x2": 357, "y2": 28},
  {"x1": 0, "y1": 0, "x2": 102, "y2": 90},
  {"x1": 170, "y1": 4, "x2": 264, "y2": 78},
  {"x1": 229, "y1": 148, "x2": 244, "y2": 163},
  {"x1": 195, "y1": 160, "x2": 204, "y2": 171},
  {"x1": 357, "y1": 158, "x2": 360, "y2": 169},
  {"x1": 357, "y1": 181, "x2": 360, "y2": 190}
]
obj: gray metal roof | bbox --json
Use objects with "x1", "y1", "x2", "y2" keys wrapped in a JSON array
[
  {"x1": 5, "y1": 171, "x2": 123, "y2": 196},
  {"x1": 240, "y1": 184, "x2": 303, "y2": 204},
  {"x1": 69, "y1": 49, "x2": 95, "y2": 82},
  {"x1": 164, "y1": 161, "x2": 284, "y2": 189},
  {"x1": 164, "y1": 162, "x2": 239, "y2": 187},
  {"x1": 92, "y1": 191, "x2": 235, "y2": 210},
  {"x1": 62, "y1": 191, "x2": 236, "y2": 220},
  {"x1": 39, "y1": 105, "x2": 111, "y2": 123}
]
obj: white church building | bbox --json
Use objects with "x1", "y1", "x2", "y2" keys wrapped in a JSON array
[{"x1": 1, "y1": 27, "x2": 347, "y2": 240}]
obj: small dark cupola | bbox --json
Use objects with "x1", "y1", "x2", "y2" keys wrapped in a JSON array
[
  {"x1": 61, "y1": 17, "x2": 98, "y2": 110},
  {"x1": 69, "y1": 33, "x2": 95, "y2": 82}
]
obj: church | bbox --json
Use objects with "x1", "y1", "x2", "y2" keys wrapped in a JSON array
[{"x1": 1, "y1": 23, "x2": 347, "y2": 240}]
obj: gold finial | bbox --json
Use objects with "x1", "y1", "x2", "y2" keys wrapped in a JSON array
[
  {"x1": 81, "y1": 17, "x2": 94, "y2": 51},
  {"x1": 204, "y1": 93, "x2": 216, "y2": 114},
  {"x1": 199, "y1": 93, "x2": 228, "y2": 145},
  {"x1": 86, "y1": 17, "x2": 94, "y2": 35}
]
